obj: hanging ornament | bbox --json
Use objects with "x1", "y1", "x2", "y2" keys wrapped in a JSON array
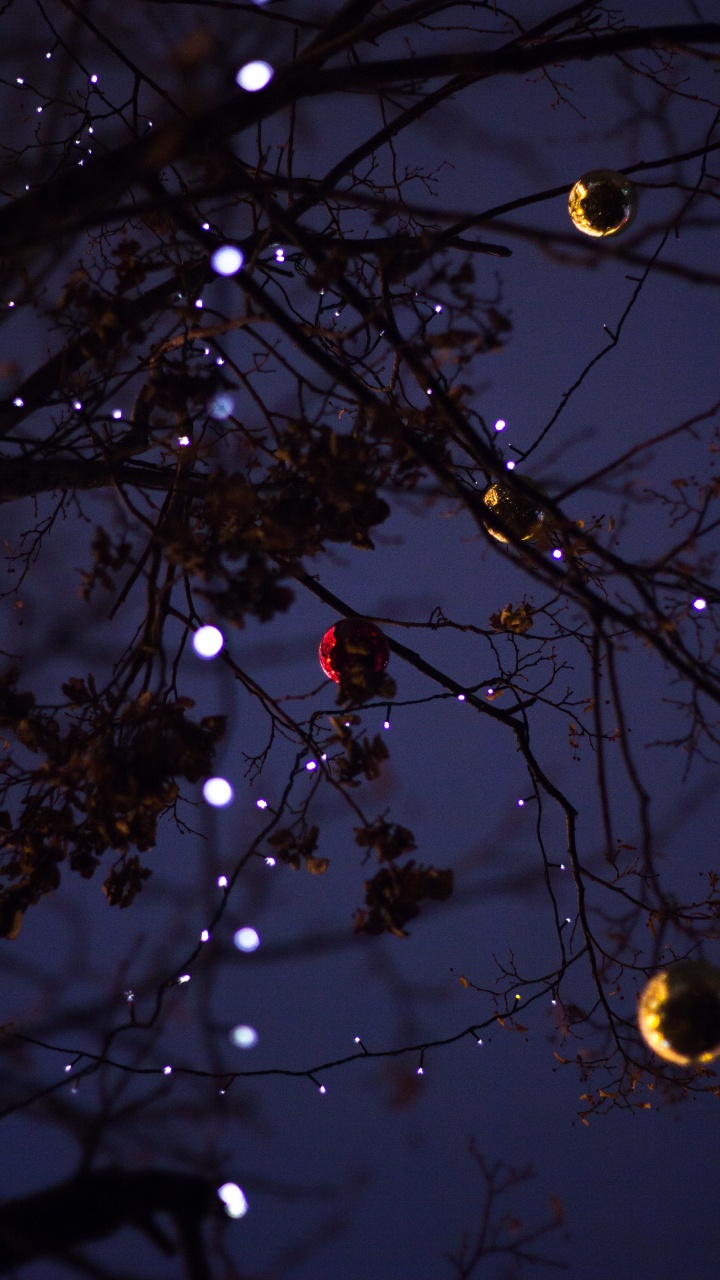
[
  {"x1": 568, "y1": 169, "x2": 638, "y2": 238},
  {"x1": 319, "y1": 617, "x2": 390, "y2": 686},
  {"x1": 482, "y1": 480, "x2": 545, "y2": 544},
  {"x1": 638, "y1": 961, "x2": 720, "y2": 1066}
]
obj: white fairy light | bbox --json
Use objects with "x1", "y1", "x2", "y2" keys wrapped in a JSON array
[
  {"x1": 193, "y1": 625, "x2": 224, "y2": 659},
  {"x1": 90, "y1": 74, "x2": 98, "y2": 83},
  {"x1": 517, "y1": 799, "x2": 525, "y2": 807},
  {"x1": 209, "y1": 392, "x2": 234, "y2": 420},
  {"x1": 210, "y1": 245, "x2": 244, "y2": 276},
  {"x1": 494, "y1": 419, "x2": 506, "y2": 431},
  {"x1": 318, "y1": 1084, "x2": 327, "y2": 1094},
  {"x1": 200, "y1": 929, "x2": 210, "y2": 943},
  {"x1": 64, "y1": 1064, "x2": 72, "y2": 1072},
  {"x1": 416, "y1": 1066, "x2": 424, "y2": 1075},
  {"x1": 305, "y1": 760, "x2": 317, "y2": 771},
  {"x1": 13, "y1": 397, "x2": 24, "y2": 407},
  {"x1": 177, "y1": 435, "x2": 191, "y2": 447},
  {"x1": 457, "y1": 694, "x2": 466, "y2": 702},
  {"x1": 202, "y1": 222, "x2": 210, "y2": 230},
  {"x1": 552, "y1": 548, "x2": 563, "y2": 560},
  {"x1": 265, "y1": 856, "x2": 276, "y2": 867},
  {"x1": 16, "y1": 77, "x2": 23, "y2": 85},
  {"x1": 178, "y1": 973, "x2": 191, "y2": 984},
  {"x1": 195, "y1": 299, "x2": 203, "y2": 308},
  {"x1": 693, "y1": 597, "x2": 707, "y2": 611},
  {"x1": 163, "y1": 1065, "x2": 173, "y2": 1075},
  {"x1": 236, "y1": 61, "x2": 274, "y2": 92},
  {"x1": 203, "y1": 777, "x2": 233, "y2": 807},
  {"x1": 486, "y1": 688, "x2": 494, "y2": 696},
  {"x1": 275, "y1": 248, "x2": 285, "y2": 262},
  {"x1": 506, "y1": 460, "x2": 516, "y2": 470},
  {"x1": 73, "y1": 400, "x2": 82, "y2": 410},
  {"x1": 383, "y1": 720, "x2": 391, "y2": 730},
  {"x1": 476, "y1": 1038, "x2": 483, "y2": 1046},
  {"x1": 217, "y1": 875, "x2": 228, "y2": 888},
  {"x1": 234, "y1": 927, "x2": 260, "y2": 953},
  {"x1": 256, "y1": 799, "x2": 268, "y2": 810},
  {"x1": 434, "y1": 304, "x2": 443, "y2": 313},
  {"x1": 230, "y1": 1024, "x2": 258, "y2": 1049},
  {"x1": 218, "y1": 1183, "x2": 248, "y2": 1219}
]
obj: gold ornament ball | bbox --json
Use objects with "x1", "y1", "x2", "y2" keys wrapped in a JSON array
[
  {"x1": 638, "y1": 962, "x2": 720, "y2": 1066},
  {"x1": 568, "y1": 169, "x2": 638, "y2": 238},
  {"x1": 482, "y1": 480, "x2": 545, "y2": 544}
]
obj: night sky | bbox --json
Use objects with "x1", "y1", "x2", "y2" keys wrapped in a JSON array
[{"x1": 2, "y1": 3, "x2": 720, "y2": 1278}]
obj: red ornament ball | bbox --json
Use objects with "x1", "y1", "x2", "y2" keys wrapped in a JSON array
[{"x1": 319, "y1": 618, "x2": 390, "y2": 684}]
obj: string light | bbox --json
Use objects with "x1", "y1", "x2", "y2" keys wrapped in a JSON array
[
  {"x1": 494, "y1": 418, "x2": 506, "y2": 431},
  {"x1": 163, "y1": 1065, "x2": 173, "y2": 1075},
  {"x1": 552, "y1": 548, "x2": 563, "y2": 560},
  {"x1": 112, "y1": 408, "x2": 122, "y2": 419},
  {"x1": 265, "y1": 856, "x2": 276, "y2": 867},
  {"x1": 209, "y1": 393, "x2": 234, "y2": 420},
  {"x1": 506, "y1": 460, "x2": 516, "y2": 471},
  {"x1": 517, "y1": 799, "x2": 525, "y2": 807},
  {"x1": 457, "y1": 694, "x2": 466, "y2": 702},
  {"x1": 203, "y1": 777, "x2": 233, "y2": 807},
  {"x1": 230, "y1": 1024, "x2": 258, "y2": 1049},
  {"x1": 693, "y1": 598, "x2": 708, "y2": 611},
  {"x1": 178, "y1": 973, "x2": 191, "y2": 984},
  {"x1": 383, "y1": 720, "x2": 391, "y2": 730},
  {"x1": 217, "y1": 875, "x2": 228, "y2": 888},
  {"x1": 177, "y1": 436, "x2": 191, "y2": 447},
  {"x1": 211, "y1": 245, "x2": 244, "y2": 276},
  {"x1": 12, "y1": 397, "x2": 23, "y2": 408},
  {"x1": 200, "y1": 929, "x2": 210, "y2": 943},
  {"x1": 236, "y1": 61, "x2": 274, "y2": 92},
  {"x1": 193, "y1": 625, "x2": 224, "y2": 658},
  {"x1": 234, "y1": 927, "x2": 260, "y2": 952},
  {"x1": 218, "y1": 1183, "x2": 248, "y2": 1219},
  {"x1": 305, "y1": 760, "x2": 317, "y2": 771},
  {"x1": 256, "y1": 799, "x2": 268, "y2": 810}
]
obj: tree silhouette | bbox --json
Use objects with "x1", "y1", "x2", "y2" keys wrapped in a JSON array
[{"x1": 1, "y1": 2, "x2": 720, "y2": 1276}]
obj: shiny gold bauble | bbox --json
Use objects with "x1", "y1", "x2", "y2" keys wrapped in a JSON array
[
  {"x1": 638, "y1": 962, "x2": 720, "y2": 1066},
  {"x1": 568, "y1": 169, "x2": 638, "y2": 238},
  {"x1": 482, "y1": 480, "x2": 545, "y2": 544}
]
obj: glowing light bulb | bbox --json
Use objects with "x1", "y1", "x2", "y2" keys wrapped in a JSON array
[
  {"x1": 552, "y1": 548, "x2": 563, "y2": 560},
  {"x1": 383, "y1": 720, "x2": 391, "y2": 730},
  {"x1": 178, "y1": 974, "x2": 191, "y2": 984},
  {"x1": 693, "y1": 598, "x2": 708, "y2": 611},
  {"x1": 193, "y1": 625, "x2": 224, "y2": 658},
  {"x1": 265, "y1": 856, "x2": 276, "y2": 867},
  {"x1": 234, "y1": 927, "x2": 260, "y2": 953},
  {"x1": 217, "y1": 875, "x2": 228, "y2": 888},
  {"x1": 200, "y1": 929, "x2": 210, "y2": 943},
  {"x1": 305, "y1": 760, "x2": 317, "y2": 771},
  {"x1": 517, "y1": 799, "x2": 525, "y2": 807},
  {"x1": 177, "y1": 436, "x2": 191, "y2": 447},
  {"x1": 13, "y1": 397, "x2": 23, "y2": 408},
  {"x1": 236, "y1": 61, "x2": 274, "y2": 91},
  {"x1": 218, "y1": 1183, "x2": 248, "y2": 1218},
  {"x1": 318, "y1": 1084, "x2": 327, "y2": 1094},
  {"x1": 203, "y1": 777, "x2": 233, "y2": 807},
  {"x1": 211, "y1": 245, "x2": 244, "y2": 276},
  {"x1": 256, "y1": 799, "x2": 268, "y2": 810},
  {"x1": 112, "y1": 408, "x2": 122, "y2": 419},
  {"x1": 568, "y1": 169, "x2": 637, "y2": 238},
  {"x1": 494, "y1": 418, "x2": 506, "y2": 431},
  {"x1": 230, "y1": 1024, "x2": 258, "y2": 1049},
  {"x1": 505, "y1": 460, "x2": 516, "y2": 471},
  {"x1": 457, "y1": 694, "x2": 466, "y2": 702}
]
